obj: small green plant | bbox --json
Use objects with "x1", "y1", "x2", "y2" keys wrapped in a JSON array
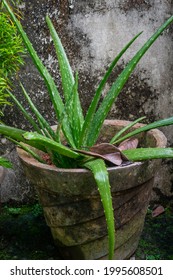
[
  {"x1": 0, "y1": 0, "x2": 173, "y2": 259},
  {"x1": 0, "y1": 156, "x2": 12, "y2": 168},
  {"x1": 136, "y1": 207, "x2": 173, "y2": 259},
  {"x1": 0, "y1": 75, "x2": 10, "y2": 116},
  {"x1": 0, "y1": 2, "x2": 25, "y2": 118}
]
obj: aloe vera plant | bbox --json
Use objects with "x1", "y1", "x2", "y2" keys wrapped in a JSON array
[{"x1": 1, "y1": 0, "x2": 173, "y2": 259}]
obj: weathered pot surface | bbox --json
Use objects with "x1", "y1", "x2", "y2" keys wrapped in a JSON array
[{"x1": 17, "y1": 120, "x2": 167, "y2": 259}]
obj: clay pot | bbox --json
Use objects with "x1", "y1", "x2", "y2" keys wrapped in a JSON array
[{"x1": 17, "y1": 120, "x2": 167, "y2": 259}]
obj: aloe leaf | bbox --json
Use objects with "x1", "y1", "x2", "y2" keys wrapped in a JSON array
[
  {"x1": 110, "y1": 116, "x2": 146, "y2": 144},
  {"x1": 54, "y1": 73, "x2": 83, "y2": 148},
  {"x1": 86, "y1": 15, "x2": 173, "y2": 147},
  {"x1": 0, "y1": 156, "x2": 12, "y2": 168},
  {"x1": 83, "y1": 158, "x2": 115, "y2": 260},
  {"x1": 23, "y1": 132, "x2": 81, "y2": 159},
  {"x1": 7, "y1": 89, "x2": 42, "y2": 134},
  {"x1": 115, "y1": 116, "x2": 173, "y2": 144},
  {"x1": 70, "y1": 73, "x2": 83, "y2": 147},
  {"x1": 56, "y1": 107, "x2": 77, "y2": 148},
  {"x1": 79, "y1": 32, "x2": 142, "y2": 147},
  {"x1": 3, "y1": 0, "x2": 76, "y2": 149},
  {"x1": 54, "y1": 81, "x2": 80, "y2": 148},
  {"x1": 7, "y1": 137, "x2": 46, "y2": 164},
  {"x1": 46, "y1": 16, "x2": 84, "y2": 132},
  {"x1": 2, "y1": 0, "x2": 64, "y2": 120},
  {"x1": 18, "y1": 143, "x2": 46, "y2": 163},
  {"x1": 19, "y1": 83, "x2": 56, "y2": 140},
  {"x1": 0, "y1": 124, "x2": 46, "y2": 152},
  {"x1": 0, "y1": 124, "x2": 27, "y2": 142},
  {"x1": 123, "y1": 147, "x2": 173, "y2": 161},
  {"x1": 45, "y1": 16, "x2": 74, "y2": 100}
]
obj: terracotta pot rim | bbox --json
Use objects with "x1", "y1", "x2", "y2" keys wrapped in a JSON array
[
  {"x1": 17, "y1": 119, "x2": 167, "y2": 173},
  {"x1": 17, "y1": 147, "x2": 143, "y2": 172}
]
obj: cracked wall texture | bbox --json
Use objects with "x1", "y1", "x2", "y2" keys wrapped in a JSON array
[{"x1": 1, "y1": 0, "x2": 173, "y2": 204}]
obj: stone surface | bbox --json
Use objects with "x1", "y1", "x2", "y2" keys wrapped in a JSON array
[
  {"x1": 0, "y1": 167, "x2": 5, "y2": 185},
  {"x1": 0, "y1": 145, "x2": 36, "y2": 204},
  {"x1": 1, "y1": 0, "x2": 173, "y2": 203}
]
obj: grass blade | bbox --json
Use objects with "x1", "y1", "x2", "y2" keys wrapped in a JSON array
[
  {"x1": 115, "y1": 116, "x2": 173, "y2": 144},
  {"x1": 86, "y1": 15, "x2": 173, "y2": 147},
  {"x1": 79, "y1": 32, "x2": 142, "y2": 147},
  {"x1": 83, "y1": 158, "x2": 115, "y2": 260}
]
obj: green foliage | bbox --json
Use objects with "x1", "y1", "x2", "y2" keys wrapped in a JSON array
[
  {"x1": 0, "y1": 3, "x2": 25, "y2": 117},
  {"x1": 4, "y1": 203, "x2": 43, "y2": 217},
  {"x1": 0, "y1": 11, "x2": 24, "y2": 76},
  {"x1": 0, "y1": 203, "x2": 61, "y2": 260},
  {"x1": 136, "y1": 208, "x2": 173, "y2": 260},
  {"x1": 0, "y1": 156, "x2": 12, "y2": 168},
  {"x1": 1, "y1": 0, "x2": 173, "y2": 259},
  {"x1": 123, "y1": 147, "x2": 173, "y2": 161},
  {"x1": 113, "y1": 117, "x2": 173, "y2": 144},
  {"x1": 0, "y1": 75, "x2": 11, "y2": 118},
  {"x1": 84, "y1": 159, "x2": 115, "y2": 260}
]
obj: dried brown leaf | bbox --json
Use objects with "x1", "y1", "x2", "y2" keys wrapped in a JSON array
[
  {"x1": 75, "y1": 149, "x2": 122, "y2": 165},
  {"x1": 152, "y1": 205, "x2": 165, "y2": 218},
  {"x1": 90, "y1": 143, "x2": 120, "y2": 155},
  {"x1": 75, "y1": 143, "x2": 130, "y2": 165},
  {"x1": 102, "y1": 153, "x2": 122, "y2": 165},
  {"x1": 118, "y1": 138, "x2": 139, "y2": 151}
]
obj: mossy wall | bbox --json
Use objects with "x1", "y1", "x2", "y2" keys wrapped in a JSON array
[{"x1": 1, "y1": 0, "x2": 173, "y2": 204}]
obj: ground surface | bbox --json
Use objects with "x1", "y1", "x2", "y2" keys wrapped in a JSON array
[{"x1": 0, "y1": 203, "x2": 173, "y2": 260}]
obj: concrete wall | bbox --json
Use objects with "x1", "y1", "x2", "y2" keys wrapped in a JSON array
[{"x1": 1, "y1": 0, "x2": 173, "y2": 204}]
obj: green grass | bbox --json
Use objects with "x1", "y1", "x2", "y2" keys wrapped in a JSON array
[
  {"x1": 0, "y1": 204, "x2": 61, "y2": 260},
  {"x1": 0, "y1": 204, "x2": 173, "y2": 260},
  {"x1": 0, "y1": 8, "x2": 25, "y2": 117},
  {"x1": 136, "y1": 207, "x2": 173, "y2": 260}
]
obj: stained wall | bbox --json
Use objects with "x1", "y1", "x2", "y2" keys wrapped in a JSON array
[{"x1": 1, "y1": 0, "x2": 173, "y2": 204}]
